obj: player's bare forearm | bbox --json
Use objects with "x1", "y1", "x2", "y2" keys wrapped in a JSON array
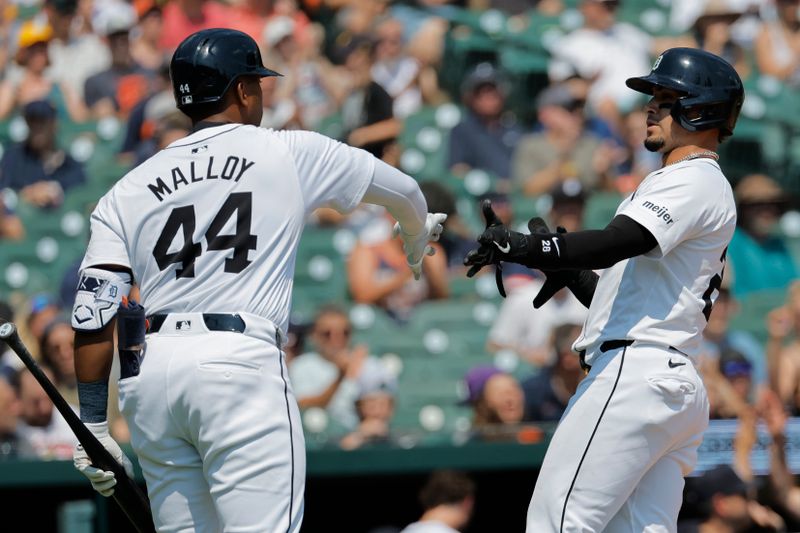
[
  {"x1": 75, "y1": 323, "x2": 116, "y2": 383},
  {"x1": 769, "y1": 432, "x2": 794, "y2": 502}
]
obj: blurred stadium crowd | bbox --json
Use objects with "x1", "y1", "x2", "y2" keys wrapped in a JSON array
[{"x1": 0, "y1": 0, "x2": 799, "y2": 530}]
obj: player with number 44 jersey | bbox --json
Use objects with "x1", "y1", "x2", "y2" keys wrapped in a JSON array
[{"x1": 71, "y1": 29, "x2": 446, "y2": 533}]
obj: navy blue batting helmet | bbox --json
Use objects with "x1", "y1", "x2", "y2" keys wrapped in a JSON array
[
  {"x1": 170, "y1": 28, "x2": 281, "y2": 111},
  {"x1": 626, "y1": 47, "x2": 744, "y2": 141}
]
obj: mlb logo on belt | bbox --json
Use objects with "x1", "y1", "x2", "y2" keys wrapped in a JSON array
[{"x1": 176, "y1": 320, "x2": 192, "y2": 331}]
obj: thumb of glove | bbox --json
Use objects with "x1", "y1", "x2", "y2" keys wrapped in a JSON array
[{"x1": 533, "y1": 278, "x2": 563, "y2": 309}]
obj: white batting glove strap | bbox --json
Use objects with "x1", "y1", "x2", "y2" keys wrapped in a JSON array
[
  {"x1": 73, "y1": 422, "x2": 134, "y2": 497},
  {"x1": 393, "y1": 213, "x2": 447, "y2": 280}
]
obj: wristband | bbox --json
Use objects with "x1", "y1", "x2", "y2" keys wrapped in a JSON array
[{"x1": 78, "y1": 379, "x2": 109, "y2": 423}]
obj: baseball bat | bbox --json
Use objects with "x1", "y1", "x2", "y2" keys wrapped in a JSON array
[{"x1": 0, "y1": 322, "x2": 156, "y2": 533}]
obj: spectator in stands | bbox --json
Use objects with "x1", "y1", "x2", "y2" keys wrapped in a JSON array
[
  {"x1": 45, "y1": 0, "x2": 110, "y2": 106},
  {"x1": 0, "y1": 19, "x2": 87, "y2": 122},
  {"x1": 290, "y1": 305, "x2": 387, "y2": 429},
  {"x1": 227, "y1": 0, "x2": 271, "y2": 43},
  {"x1": 703, "y1": 286, "x2": 767, "y2": 388},
  {"x1": 329, "y1": 0, "x2": 390, "y2": 43},
  {"x1": 546, "y1": 178, "x2": 587, "y2": 233},
  {"x1": 132, "y1": 110, "x2": 193, "y2": 165},
  {"x1": 338, "y1": 34, "x2": 401, "y2": 160},
  {"x1": 282, "y1": 321, "x2": 309, "y2": 366},
  {"x1": 84, "y1": 3, "x2": 152, "y2": 119},
  {"x1": 372, "y1": 17, "x2": 422, "y2": 119},
  {"x1": 755, "y1": 0, "x2": 800, "y2": 86},
  {"x1": 448, "y1": 62, "x2": 522, "y2": 182},
  {"x1": 400, "y1": 470, "x2": 475, "y2": 533},
  {"x1": 159, "y1": 0, "x2": 233, "y2": 50},
  {"x1": 547, "y1": 0, "x2": 651, "y2": 126},
  {"x1": 14, "y1": 367, "x2": 78, "y2": 459},
  {"x1": 405, "y1": 14, "x2": 449, "y2": 108},
  {"x1": 264, "y1": 0, "x2": 313, "y2": 49},
  {"x1": 464, "y1": 365, "x2": 525, "y2": 439},
  {"x1": 728, "y1": 174, "x2": 797, "y2": 299},
  {"x1": 348, "y1": 210, "x2": 449, "y2": 322},
  {"x1": 0, "y1": 191, "x2": 24, "y2": 240},
  {"x1": 759, "y1": 387, "x2": 800, "y2": 528},
  {"x1": 766, "y1": 281, "x2": 800, "y2": 413},
  {"x1": 679, "y1": 464, "x2": 784, "y2": 533},
  {"x1": 720, "y1": 348, "x2": 755, "y2": 406},
  {"x1": 339, "y1": 365, "x2": 398, "y2": 450},
  {"x1": 0, "y1": 100, "x2": 87, "y2": 208},
  {"x1": 39, "y1": 318, "x2": 77, "y2": 407},
  {"x1": 690, "y1": 1, "x2": 750, "y2": 79},
  {"x1": 23, "y1": 295, "x2": 61, "y2": 360},
  {"x1": 522, "y1": 323, "x2": 584, "y2": 422},
  {"x1": 0, "y1": 377, "x2": 35, "y2": 459},
  {"x1": 703, "y1": 347, "x2": 753, "y2": 421},
  {"x1": 262, "y1": 17, "x2": 338, "y2": 130},
  {"x1": 513, "y1": 81, "x2": 616, "y2": 196},
  {"x1": 118, "y1": 62, "x2": 174, "y2": 162},
  {"x1": 130, "y1": 2, "x2": 165, "y2": 72}
]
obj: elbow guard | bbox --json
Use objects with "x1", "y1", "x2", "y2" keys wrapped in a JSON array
[{"x1": 71, "y1": 268, "x2": 132, "y2": 332}]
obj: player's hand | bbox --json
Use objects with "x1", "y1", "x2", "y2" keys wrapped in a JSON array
[
  {"x1": 464, "y1": 200, "x2": 537, "y2": 278},
  {"x1": 529, "y1": 220, "x2": 577, "y2": 309},
  {"x1": 393, "y1": 212, "x2": 447, "y2": 280},
  {"x1": 73, "y1": 421, "x2": 134, "y2": 497}
]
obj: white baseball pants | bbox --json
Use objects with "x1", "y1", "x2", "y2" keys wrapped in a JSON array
[
  {"x1": 527, "y1": 343, "x2": 709, "y2": 533},
  {"x1": 118, "y1": 312, "x2": 305, "y2": 533}
]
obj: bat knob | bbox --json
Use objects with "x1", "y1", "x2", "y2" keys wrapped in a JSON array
[{"x1": 0, "y1": 322, "x2": 16, "y2": 340}]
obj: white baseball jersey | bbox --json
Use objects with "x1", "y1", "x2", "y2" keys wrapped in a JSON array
[
  {"x1": 573, "y1": 158, "x2": 736, "y2": 362},
  {"x1": 81, "y1": 124, "x2": 374, "y2": 335}
]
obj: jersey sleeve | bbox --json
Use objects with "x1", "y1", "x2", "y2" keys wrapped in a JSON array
[
  {"x1": 276, "y1": 130, "x2": 375, "y2": 214},
  {"x1": 618, "y1": 165, "x2": 724, "y2": 258},
  {"x1": 80, "y1": 191, "x2": 131, "y2": 271}
]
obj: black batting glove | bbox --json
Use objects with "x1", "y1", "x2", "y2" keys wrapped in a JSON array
[
  {"x1": 463, "y1": 200, "x2": 538, "y2": 279},
  {"x1": 528, "y1": 221, "x2": 578, "y2": 308}
]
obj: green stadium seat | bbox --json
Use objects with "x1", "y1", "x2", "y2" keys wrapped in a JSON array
[{"x1": 583, "y1": 191, "x2": 623, "y2": 230}]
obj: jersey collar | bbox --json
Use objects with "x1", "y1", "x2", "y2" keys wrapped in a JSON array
[{"x1": 192, "y1": 120, "x2": 234, "y2": 132}]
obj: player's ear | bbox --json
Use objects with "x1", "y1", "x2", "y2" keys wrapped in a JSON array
[{"x1": 235, "y1": 79, "x2": 248, "y2": 107}]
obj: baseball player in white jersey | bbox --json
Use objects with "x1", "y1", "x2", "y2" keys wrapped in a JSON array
[
  {"x1": 464, "y1": 48, "x2": 745, "y2": 532},
  {"x1": 69, "y1": 29, "x2": 446, "y2": 532}
]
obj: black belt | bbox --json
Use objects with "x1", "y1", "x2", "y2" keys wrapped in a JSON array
[
  {"x1": 578, "y1": 339, "x2": 635, "y2": 373},
  {"x1": 146, "y1": 313, "x2": 246, "y2": 334}
]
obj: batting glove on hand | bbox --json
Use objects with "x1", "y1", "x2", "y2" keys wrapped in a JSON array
[
  {"x1": 73, "y1": 421, "x2": 134, "y2": 497},
  {"x1": 463, "y1": 200, "x2": 538, "y2": 278},
  {"x1": 393, "y1": 212, "x2": 447, "y2": 280},
  {"x1": 528, "y1": 220, "x2": 576, "y2": 308}
]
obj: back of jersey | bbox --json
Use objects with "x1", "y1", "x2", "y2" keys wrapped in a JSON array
[{"x1": 81, "y1": 124, "x2": 374, "y2": 334}]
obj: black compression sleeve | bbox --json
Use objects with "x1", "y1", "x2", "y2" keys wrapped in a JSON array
[{"x1": 531, "y1": 215, "x2": 658, "y2": 270}]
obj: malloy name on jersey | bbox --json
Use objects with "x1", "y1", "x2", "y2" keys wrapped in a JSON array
[{"x1": 147, "y1": 155, "x2": 256, "y2": 202}]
